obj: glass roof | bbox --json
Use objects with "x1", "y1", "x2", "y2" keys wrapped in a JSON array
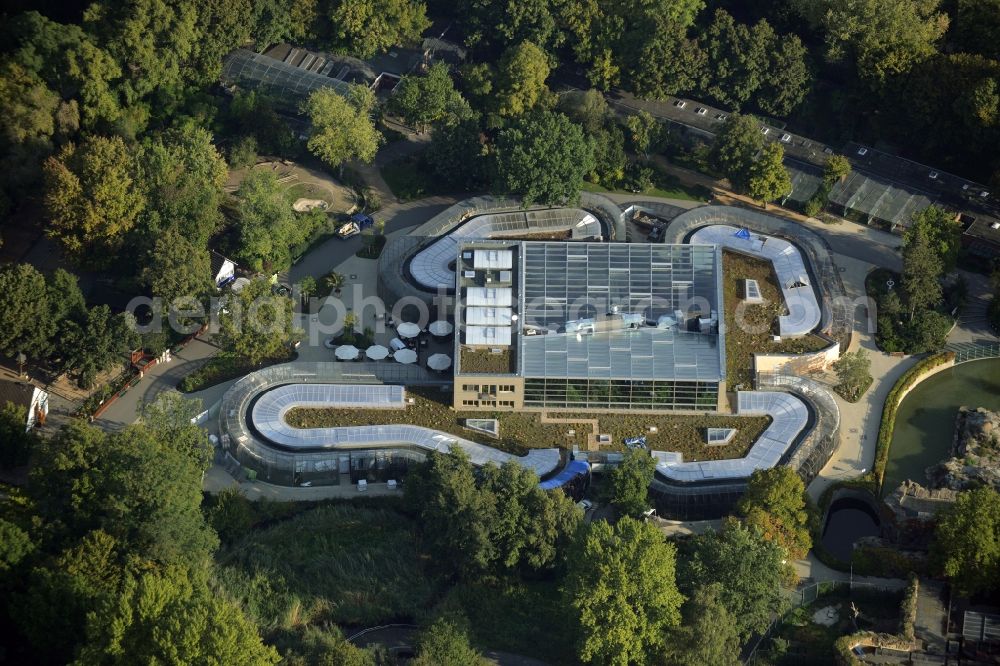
[{"x1": 221, "y1": 49, "x2": 354, "y2": 105}]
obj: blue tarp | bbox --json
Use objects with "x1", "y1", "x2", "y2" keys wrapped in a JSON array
[
  {"x1": 538, "y1": 460, "x2": 590, "y2": 490},
  {"x1": 734, "y1": 227, "x2": 752, "y2": 240},
  {"x1": 351, "y1": 213, "x2": 374, "y2": 228}
]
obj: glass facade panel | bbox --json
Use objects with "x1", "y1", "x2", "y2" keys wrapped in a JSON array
[{"x1": 523, "y1": 378, "x2": 718, "y2": 411}]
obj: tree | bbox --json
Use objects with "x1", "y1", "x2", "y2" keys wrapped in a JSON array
[
  {"x1": 302, "y1": 86, "x2": 382, "y2": 173},
  {"x1": 679, "y1": 521, "x2": 787, "y2": 641},
  {"x1": 326, "y1": 0, "x2": 430, "y2": 59},
  {"x1": 907, "y1": 205, "x2": 962, "y2": 273},
  {"x1": 324, "y1": 271, "x2": 345, "y2": 294},
  {"x1": 610, "y1": 449, "x2": 657, "y2": 517},
  {"x1": 955, "y1": 0, "x2": 1000, "y2": 61},
  {"x1": 0, "y1": 263, "x2": 55, "y2": 358},
  {"x1": 234, "y1": 169, "x2": 300, "y2": 271},
  {"x1": 709, "y1": 113, "x2": 763, "y2": 193},
  {"x1": 427, "y1": 118, "x2": 489, "y2": 191},
  {"x1": 404, "y1": 449, "x2": 495, "y2": 576},
  {"x1": 901, "y1": 221, "x2": 944, "y2": 318},
  {"x1": 663, "y1": 584, "x2": 742, "y2": 666},
  {"x1": 138, "y1": 125, "x2": 227, "y2": 248},
  {"x1": 43, "y1": 136, "x2": 145, "y2": 267},
  {"x1": 737, "y1": 467, "x2": 813, "y2": 559},
  {"x1": 625, "y1": 111, "x2": 661, "y2": 157},
  {"x1": 493, "y1": 110, "x2": 595, "y2": 206},
  {"x1": 74, "y1": 565, "x2": 279, "y2": 665},
  {"x1": 60, "y1": 306, "x2": 139, "y2": 388},
  {"x1": 747, "y1": 142, "x2": 792, "y2": 207},
  {"x1": 0, "y1": 518, "x2": 34, "y2": 572},
  {"x1": 565, "y1": 517, "x2": 684, "y2": 665},
  {"x1": 496, "y1": 41, "x2": 551, "y2": 117},
  {"x1": 0, "y1": 402, "x2": 38, "y2": 469},
  {"x1": 755, "y1": 34, "x2": 811, "y2": 117},
  {"x1": 558, "y1": 89, "x2": 611, "y2": 135},
  {"x1": 932, "y1": 486, "x2": 1000, "y2": 596},
  {"x1": 822, "y1": 0, "x2": 949, "y2": 85},
  {"x1": 479, "y1": 461, "x2": 581, "y2": 572},
  {"x1": 142, "y1": 230, "x2": 212, "y2": 314},
  {"x1": 824, "y1": 154, "x2": 852, "y2": 185},
  {"x1": 832, "y1": 349, "x2": 873, "y2": 401},
  {"x1": 390, "y1": 62, "x2": 468, "y2": 131},
  {"x1": 588, "y1": 126, "x2": 627, "y2": 188},
  {"x1": 459, "y1": 0, "x2": 559, "y2": 52},
  {"x1": 411, "y1": 617, "x2": 487, "y2": 666},
  {"x1": 140, "y1": 391, "x2": 212, "y2": 469},
  {"x1": 217, "y1": 279, "x2": 297, "y2": 366},
  {"x1": 702, "y1": 11, "x2": 773, "y2": 111}
]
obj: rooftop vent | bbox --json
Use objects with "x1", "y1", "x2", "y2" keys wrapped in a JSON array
[
  {"x1": 781, "y1": 133, "x2": 792, "y2": 143},
  {"x1": 695, "y1": 107, "x2": 707, "y2": 115},
  {"x1": 857, "y1": 147, "x2": 868, "y2": 156},
  {"x1": 982, "y1": 191, "x2": 991, "y2": 198},
  {"x1": 991, "y1": 222, "x2": 1000, "y2": 231},
  {"x1": 673, "y1": 100, "x2": 686, "y2": 108},
  {"x1": 714, "y1": 113, "x2": 727, "y2": 120},
  {"x1": 761, "y1": 127, "x2": 770, "y2": 135},
  {"x1": 929, "y1": 171, "x2": 938, "y2": 179},
  {"x1": 963, "y1": 184, "x2": 970, "y2": 191}
]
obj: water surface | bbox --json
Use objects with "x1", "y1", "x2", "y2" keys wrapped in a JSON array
[{"x1": 883, "y1": 359, "x2": 1000, "y2": 494}]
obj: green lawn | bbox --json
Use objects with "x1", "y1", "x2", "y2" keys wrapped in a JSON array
[
  {"x1": 216, "y1": 504, "x2": 437, "y2": 629},
  {"x1": 286, "y1": 387, "x2": 769, "y2": 462},
  {"x1": 723, "y1": 251, "x2": 830, "y2": 388}
]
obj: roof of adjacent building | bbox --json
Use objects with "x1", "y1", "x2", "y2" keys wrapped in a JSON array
[
  {"x1": 517, "y1": 242, "x2": 724, "y2": 381},
  {"x1": 0, "y1": 380, "x2": 36, "y2": 410}
]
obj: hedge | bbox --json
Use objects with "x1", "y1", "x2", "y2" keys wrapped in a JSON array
[
  {"x1": 898, "y1": 574, "x2": 919, "y2": 642},
  {"x1": 873, "y1": 352, "x2": 955, "y2": 493}
]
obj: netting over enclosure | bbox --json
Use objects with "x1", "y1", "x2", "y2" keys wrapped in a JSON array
[{"x1": 221, "y1": 49, "x2": 354, "y2": 105}]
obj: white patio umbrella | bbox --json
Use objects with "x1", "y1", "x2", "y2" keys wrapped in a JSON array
[
  {"x1": 335, "y1": 345, "x2": 360, "y2": 360},
  {"x1": 365, "y1": 344, "x2": 389, "y2": 360},
  {"x1": 396, "y1": 321, "x2": 421, "y2": 338},
  {"x1": 393, "y1": 348, "x2": 417, "y2": 364},
  {"x1": 428, "y1": 320, "x2": 454, "y2": 337},
  {"x1": 427, "y1": 353, "x2": 452, "y2": 371}
]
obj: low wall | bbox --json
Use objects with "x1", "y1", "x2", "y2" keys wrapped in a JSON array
[{"x1": 754, "y1": 341, "x2": 840, "y2": 375}]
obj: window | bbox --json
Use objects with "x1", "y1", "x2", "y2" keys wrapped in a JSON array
[
  {"x1": 462, "y1": 384, "x2": 479, "y2": 392},
  {"x1": 673, "y1": 100, "x2": 686, "y2": 108},
  {"x1": 695, "y1": 107, "x2": 707, "y2": 115},
  {"x1": 761, "y1": 127, "x2": 770, "y2": 135},
  {"x1": 462, "y1": 399, "x2": 478, "y2": 406},
  {"x1": 499, "y1": 385, "x2": 515, "y2": 393},
  {"x1": 857, "y1": 147, "x2": 868, "y2": 156}
]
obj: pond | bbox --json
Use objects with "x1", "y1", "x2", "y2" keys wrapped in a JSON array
[
  {"x1": 883, "y1": 359, "x2": 1000, "y2": 494},
  {"x1": 821, "y1": 497, "x2": 881, "y2": 561}
]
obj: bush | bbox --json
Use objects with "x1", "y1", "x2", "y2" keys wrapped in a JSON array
[{"x1": 228, "y1": 135, "x2": 258, "y2": 169}]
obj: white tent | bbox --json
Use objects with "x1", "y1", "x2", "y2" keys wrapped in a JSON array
[
  {"x1": 428, "y1": 320, "x2": 453, "y2": 336},
  {"x1": 427, "y1": 353, "x2": 452, "y2": 371},
  {"x1": 396, "y1": 322, "x2": 421, "y2": 338},
  {"x1": 393, "y1": 348, "x2": 417, "y2": 364},
  {"x1": 335, "y1": 345, "x2": 360, "y2": 360},
  {"x1": 365, "y1": 345, "x2": 389, "y2": 360}
]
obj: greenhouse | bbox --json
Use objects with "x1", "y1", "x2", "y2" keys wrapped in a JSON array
[{"x1": 220, "y1": 49, "x2": 355, "y2": 107}]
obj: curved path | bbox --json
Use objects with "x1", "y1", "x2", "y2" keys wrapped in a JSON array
[{"x1": 220, "y1": 367, "x2": 563, "y2": 482}]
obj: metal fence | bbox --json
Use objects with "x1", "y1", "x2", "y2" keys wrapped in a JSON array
[{"x1": 945, "y1": 341, "x2": 1000, "y2": 364}]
